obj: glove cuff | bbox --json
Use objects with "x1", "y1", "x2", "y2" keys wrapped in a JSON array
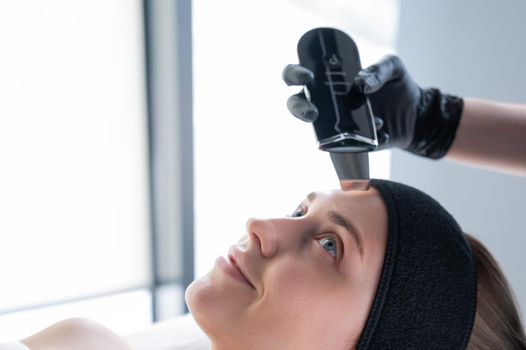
[{"x1": 410, "y1": 88, "x2": 464, "y2": 159}]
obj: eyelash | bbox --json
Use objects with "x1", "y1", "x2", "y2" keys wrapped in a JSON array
[
  {"x1": 289, "y1": 205, "x2": 307, "y2": 218},
  {"x1": 289, "y1": 205, "x2": 343, "y2": 262}
]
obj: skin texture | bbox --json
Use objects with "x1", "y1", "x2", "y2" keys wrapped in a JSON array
[
  {"x1": 185, "y1": 186, "x2": 388, "y2": 350},
  {"x1": 20, "y1": 318, "x2": 132, "y2": 350},
  {"x1": 447, "y1": 98, "x2": 526, "y2": 176}
]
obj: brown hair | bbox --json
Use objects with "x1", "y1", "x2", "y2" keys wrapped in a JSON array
[{"x1": 466, "y1": 233, "x2": 526, "y2": 350}]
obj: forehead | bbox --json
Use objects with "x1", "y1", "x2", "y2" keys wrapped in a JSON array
[
  {"x1": 306, "y1": 188, "x2": 382, "y2": 206},
  {"x1": 303, "y1": 188, "x2": 388, "y2": 229}
]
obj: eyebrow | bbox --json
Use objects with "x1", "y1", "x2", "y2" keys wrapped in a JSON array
[
  {"x1": 307, "y1": 192, "x2": 364, "y2": 257},
  {"x1": 307, "y1": 192, "x2": 317, "y2": 203}
]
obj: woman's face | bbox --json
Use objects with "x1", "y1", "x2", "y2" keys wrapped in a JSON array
[{"x1": 185, "y1": 186, "x2": 388, "y2": 350}]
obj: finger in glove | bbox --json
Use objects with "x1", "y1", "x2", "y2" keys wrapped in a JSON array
[
  {"x1": 286, "y1": 90, "x2": 319, "y2": 122},
  {"x1": 282, "y1": 64, "x2": 315, "y2": 86}
]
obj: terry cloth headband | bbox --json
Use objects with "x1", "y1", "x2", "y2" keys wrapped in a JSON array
[{"x1": 357, "y1": 179, "x2": 477, "y2": 349}]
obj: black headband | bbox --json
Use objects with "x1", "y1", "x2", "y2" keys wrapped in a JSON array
[{"x1": 357, "y1": 179, "x2": 477, "y2": 349}]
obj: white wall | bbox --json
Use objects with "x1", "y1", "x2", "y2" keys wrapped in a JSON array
[{"x1": 393, "y1": 0, "x2": 526, "y2": 318}]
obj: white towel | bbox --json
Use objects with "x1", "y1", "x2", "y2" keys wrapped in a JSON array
[{"x1": 0, "y1": 343, "x2": 31, "y2": 350}]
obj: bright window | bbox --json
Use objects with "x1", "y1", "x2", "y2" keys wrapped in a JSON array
[{"x1": 0, "y1": 0, "x2": 151, "y2": 339}]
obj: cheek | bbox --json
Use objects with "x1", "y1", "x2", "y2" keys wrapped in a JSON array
[
  {"x1": 260, "y1": 254, "x2": 342, "y2": 315},
  {"x1": 251, "y1": 256, "x2": 364, "y2": 349}
]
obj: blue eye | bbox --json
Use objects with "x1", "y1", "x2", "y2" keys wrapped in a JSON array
[{"x1": 318, "y1": 236, "x2": 337, "y2": 258}]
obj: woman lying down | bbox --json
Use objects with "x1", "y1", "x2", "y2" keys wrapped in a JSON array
[{"x1": 2, "y1": 179, "x2": 525, "y2": 350}]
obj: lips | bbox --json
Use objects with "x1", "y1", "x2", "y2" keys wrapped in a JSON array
[{"x1": 228, "y1": 247, "x2": 256, "y2": 289}]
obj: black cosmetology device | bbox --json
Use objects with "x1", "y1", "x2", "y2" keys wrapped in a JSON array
[{"x1": 297, "y1": 27, "x2": 378, "y2": 181}]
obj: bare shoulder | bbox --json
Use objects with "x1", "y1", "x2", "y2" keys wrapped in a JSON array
[{"x1": 21, "y1": 318, "x2": 133, "y2": 350}]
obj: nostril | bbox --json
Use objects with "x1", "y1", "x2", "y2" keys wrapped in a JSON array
[
  {"x1": 249, "y1": 231, "x2": 262, "y2": 254},
  {"x1": 246, "y1": 217, "x2": 278, "y2": 258}
]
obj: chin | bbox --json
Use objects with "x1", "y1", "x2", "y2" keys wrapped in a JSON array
[
  {"x1": 184, "y1": 267, "x2": 254, "y2": 343},
  {"x1": 184, "y1": 273, "x2": 217, "y2": 335},
  {"x1": 185, "y1": 272, "x2": 212, "y2": 315}
]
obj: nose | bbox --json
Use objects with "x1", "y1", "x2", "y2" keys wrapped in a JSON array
[{"x1": 246, "y1": 217, "x2": 279, "y2": 258}]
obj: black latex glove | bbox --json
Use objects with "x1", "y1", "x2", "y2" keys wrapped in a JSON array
[{"x1": 282, "y1": 55, "x2": 464, "y2": 159}]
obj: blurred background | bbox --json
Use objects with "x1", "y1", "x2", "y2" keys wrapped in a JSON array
[{"x1": 0, "y1": 0, "x2": 525, "y2": 340}]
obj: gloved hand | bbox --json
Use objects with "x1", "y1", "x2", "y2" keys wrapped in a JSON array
[{"x1": 282, "y1": 55, "x2": 464, "y2": 159}]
